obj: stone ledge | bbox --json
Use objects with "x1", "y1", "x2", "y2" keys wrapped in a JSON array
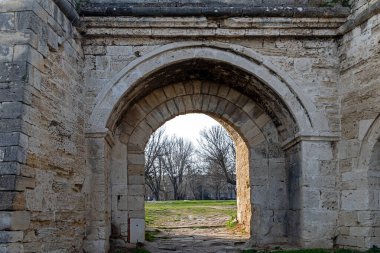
[
  {"x1": 81, "y1": 0, "x2": 343, "y2": 8},
  {"x1": 281, "y1": 134, "x2": 340, "y2": 150},
  {"x1": 80, "y1": 4, "x2": 350, "y2": 18},
  {"x1": 83, "y1": 16, "x2": 347, "y2": 28},
  {"x1": 85, "y1": 130, "x2": 115, "y2": 147},
  {"x1": 82, "y1": 16, "x2": 347, "y2": 37}
]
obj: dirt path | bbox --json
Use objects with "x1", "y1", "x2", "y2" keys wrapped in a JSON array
[{"x1": 144, "y1": 213, "x2": 250, "y2": 252}]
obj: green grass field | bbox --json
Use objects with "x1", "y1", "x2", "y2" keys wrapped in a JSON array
[
  {"x1": 145, "y1": 200, "x2": 236, "y2": 227},
  {"x1": 140, "y1": 200, "x2": 380, "y2": 253}
]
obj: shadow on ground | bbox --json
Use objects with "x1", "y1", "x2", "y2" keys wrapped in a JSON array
[{"x1": 143, "y1": 226, "x2": 250, "y2": 253}]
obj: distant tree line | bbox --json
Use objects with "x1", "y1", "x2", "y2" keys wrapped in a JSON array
[{"x1": 144, "y1": 125, "x2": 236, "y2": 201}]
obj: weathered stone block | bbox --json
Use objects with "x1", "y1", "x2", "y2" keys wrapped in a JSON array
[
  {"x1": 0, "y1": 133, "x2": 23, "y2": 147},
  {"x1": 117, "y1": 195, "x2": 128, "y2": 211},
  {"x1": 128, "y1": 210, "x2": 145, "y2": 219},
  {"x1": 0, "y1": 192, "x2": 25, "y2": 211},
  {"x1": 301, "y1": 189, "x2": 320, "y2": 209},
  {"x1": 127, "y1": 185, "x2": 145, "y2": 196},
  {"x1": 338, "y1": 140, "x2": 361, "y2": 160},
  {"x1": 127, "y1": 196, "x2": 144, "y2": 211},
  {"x1": 0, "y1": 175, "x2": 16, "y2": 190},
  {"x1": 0, "y1": 243, "x2": 23, "y2": 253},
  {"x1": 127, "y1": 154, "x2": 144, "y2": 166},
  {"x1": 339, "y1": 211, "x2": 358, "y2": 226},
  {"x1": 0, "y1": 211, "x2": 30, "y2": 230},
  {"x1": 350, "y1": 227, "x2": 374, "y2": 237},
  {"x1": 336, "y1": 235, "x2": 366, "y2": 248},
  {"x1": 95, "y1": 56, "x2": 110, "y2": 71},
  {"x1": 0, "y1": 13, "x2": 15, "y2": 31},
  {"x1": 0, "y1": 119, "x2": 22, "y2": 133},
  {"x1": 303, "y1": 209, "x2": 338, "y2": 225},
  {"x1": 47, "y1": 26, "x2": 59, "y2": 52},
  {"x1": 0, "y1": 101, "x2": 23, "y2": 119},
  {"x1": 357, "y1": 211, "x2": 380, "y2": 226},
  {"x1": 84, "y1": 45, "x2": 107, "y2": 55},
  {"x1": 128, "y1": 175, "x2": 144, "y2": 185},
  {"x1": 320, "y1": 191, "x2": 338, "y2": 210},
  {"x1": 0, "y1": 62, "x2": 26, "y2": 82},
  {"x1": 0, "y1": 146, "x2": 26, "y2": 163},
  {"x1": 120, "y1": 223, "x2": 128, "y2": 237},
  {"x1": 83, "y1": 239, "x2": 107, "y2": 253},
  {"x1": 342, "y1": 190, "x2": 369, "y2": 211},
  {"x1": 0, "y1": 44, "x2": 13, "y2": 62},
  {"x1": 0, "y1": 162, "x2": 20, "y2": 175},
  {"x1": 0, "y1": 231, "x2": 23, "y2": 243},
  {"x1": 0, "y1": 84, "x2": 24, "y2": 103}
]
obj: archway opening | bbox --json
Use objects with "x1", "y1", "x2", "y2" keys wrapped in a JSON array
[
  {"x1": 84, "y1": 44, "x2": 339, "y2": 252},
  {"x1": 85, "y1": 43, "x2": 333, "y2": 251},
  {"x1": 144, "y1": 113, "x2": 236, "y2": 202},
  {"x1": 143, "y1": 113, "x2": 250, "y2": 251},
  {"x1": 108, "y1": 79, "x2": 291, "y2": 249}
]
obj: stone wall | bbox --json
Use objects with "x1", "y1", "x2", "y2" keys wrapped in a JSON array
[
  {"x1": 0, "y1": 2, "x2": 31, "y2": 252},
  {"x1": 349, "y1": 0, "x2": 378, "y2": 19},
  {"x1": 83, "y1": 37, "x2": 341, "y2": 249},
  {"x1": 2, "y1": 0, "x2": 380, "y2": 251},
  {"x1": 0, "y1": 0, "x2": 85, "y2": 252},
  {"x1": 337, "y1": 2, "x2": 380, "y2": 249},
  {"x1": 82, "y1": 17, "x2": 343, "y2": 137}
]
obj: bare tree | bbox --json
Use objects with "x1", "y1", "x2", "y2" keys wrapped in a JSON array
[
  {"x1": 207, "y1": 160, "x2": 226, "y2": 200},
  {"x1": 186, "y1": 163, "x2": 205, "y2": 200},
  {"x1": 198, "y1": 125, "x2": 236, "y2": 186},
  {"x1": 145, "y1": 125, "x2": 235, "y2": 201},
  {"x1": 145, "y1": 128, "x2": 166, "y2": 200},
  {"x1": 161, "y1": 136, "x2": 194, "y2": 200}
]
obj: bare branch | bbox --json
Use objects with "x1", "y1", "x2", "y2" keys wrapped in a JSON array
[
  {"x1": 198, "y1": 125, "x2": 236, "y2": 186},
  {"x1": 144, "y1": 127, "x2": 167, "y2": 200},
  {"x1": 161, "y1": 136, "x2": 194, "y2": 200}
]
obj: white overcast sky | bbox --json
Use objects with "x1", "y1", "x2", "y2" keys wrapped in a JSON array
[{"x1": 160, "y1": 113, "x2": 219, "y2": 143}]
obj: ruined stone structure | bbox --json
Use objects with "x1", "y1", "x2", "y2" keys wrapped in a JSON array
[{"x1": 1, "y1": 0, "x2": 380, "y2": 252}]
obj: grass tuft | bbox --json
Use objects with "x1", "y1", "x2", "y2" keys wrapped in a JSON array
[
  {"x1": 145, "y1": 229, "x2": 160, "y2": 242},
  {"x1": 226, "y1": 214, "x2": 238, "y2": 229}
]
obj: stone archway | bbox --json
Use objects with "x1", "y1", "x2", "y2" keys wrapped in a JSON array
[
  {"x1": 357, "y1": 114, "x2": 380, "y2": 171},
  {"x1": 87, "y1": 41, "x2": 330, "y2": 135},
  {"x1": 84, "y1": 42, "x2": 338, "y2": 252},
  {"x1": 343, "y1": 114, "x2": 380, "y2": 248},
  {"x1": 111, "y1": 80, "x2": 287, "y2": 246}
]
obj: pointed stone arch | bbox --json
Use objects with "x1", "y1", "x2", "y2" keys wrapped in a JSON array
[
  {"x1": 358, "y1": 114, "x2": 380, "y2": 171},
  {"x1": 345, "y1": 114, "x2": 380, "y2": 248}
]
